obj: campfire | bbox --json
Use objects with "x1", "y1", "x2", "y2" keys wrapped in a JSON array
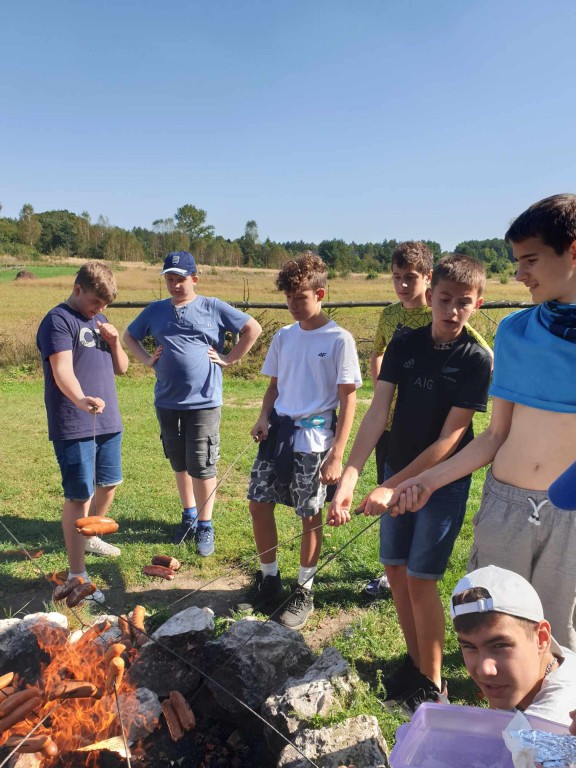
[{"x1": 0, "y1": 611, "x2": 195, "y2": 766}]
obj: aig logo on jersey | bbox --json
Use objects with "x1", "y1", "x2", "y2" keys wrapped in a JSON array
[{"x1": 413, "y1": 376, "x2": 434, "y2": 390}]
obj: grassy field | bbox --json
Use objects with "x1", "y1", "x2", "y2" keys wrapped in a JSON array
[
  {"x1": 0, "y1": 260, "x2": 518, "y2": 747},
  {"x1": 0, "y1": 259, "x2": 530, "y2": 371}
]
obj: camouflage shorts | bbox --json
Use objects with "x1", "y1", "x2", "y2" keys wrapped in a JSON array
[{"x1": 247, "y1": 450, "x2": 328, "y2": 518}]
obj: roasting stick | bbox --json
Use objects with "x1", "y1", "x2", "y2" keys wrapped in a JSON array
[
  {"x1": 112, "y1": 683, "x2": 132, "y2": 768},
  {"x1": 0, "y1": 702, "x2": 63, "y2": 768}
]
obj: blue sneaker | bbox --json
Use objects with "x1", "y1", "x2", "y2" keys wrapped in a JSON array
[
  {"x1": 172, "y1": 518, "x2": 197, "y2": 545},
  {"x1": 195, "y1": 525, "x2": 215, "y2": 557}
]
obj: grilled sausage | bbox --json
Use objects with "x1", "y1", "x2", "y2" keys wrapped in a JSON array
[
  {"x1": 0, "y1": 688, "x2": 41, "y2": 719},
  {"x1": 104, "y1": 642, "x2": 126, "y2": 666},
  {"x1": 152, "y1": 555, "x2": 181, "y2": 571},
  {"x1": 0, "y1": 687, "x2": 15, "y2": 698},
  {"x1": 169, "y1": 690, "x2": 195, "y2": 731},
  {"x1": 117, "y1": 615, "x2": 132, "y2": 649},
  {"x1": 161, "y1": 699, "x2": 184, "y2": 741},
  {"x1": 53, "y1": 577, "x2": 85, "y2": 601},
  {"x1": 0, "y1": 696, "x2": 42, "y2": 732},
  {"x1": 48, "y1": 681, "x2": 100, "y2": 700},
  {"x1": 142, "y1": 565, "x2": 175, "y2": 580},
  {"x1": 0, "y1": 673, "x2": 14, "y2": 691},
  {"x1": 76, "y1": 619, "x2": 111, "y2": 649},
  {"x1": 105, "y1": 656, "x2": 125, "y2": 694},
  {"x1": 76, "y1": 521, "x2": 119, "y2": 536},
  {"x1": 131, "y1": 605, "x2": 147, "y2": 647},
  {"x1": 66, "y1": 582, "x2": 97, "y2": 608},
  {"x1": 6, "y1": 733, "x2": 51, "y2": 752},
  {"x1": 75, "y1": 516, "x2": 117, "y2": 530},
  {"x1": 42, "y1": 738, "x2": 59, "y2": 758}
]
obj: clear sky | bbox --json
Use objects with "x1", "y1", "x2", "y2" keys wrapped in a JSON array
[{"x1": 2, "y1": 0, "x2": 575, "y2": 250}]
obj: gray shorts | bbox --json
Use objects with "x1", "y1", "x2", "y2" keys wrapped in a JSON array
[
  {"x1": 247, "y1": 451, "x2": 328, "y2": 518},
  {"x1": 156, "y1": 407, "x2": 220, "y2": 480},
  {"x1": 469, "y1": 468, "x2": 576, "y2": 651}
]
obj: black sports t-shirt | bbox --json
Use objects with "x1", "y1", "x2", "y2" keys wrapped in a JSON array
[{"x1": 379, "y1": 324, "x2": 492, "y2": 473}]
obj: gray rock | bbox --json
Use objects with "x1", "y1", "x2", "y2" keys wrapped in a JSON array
[
  {"x1": 117, "y1": 686, "x2": 162, "y2": 742},
  {"x1": 128, "y1": 605, "x2": 214, "y2": 696},
  {"x1": 262, "y1": 647, "x2": 358, "y2": 753},
  {"x1": 203, "y1": 617, "x2": 315, "y2": 718},
  {"x1": 0, "y1": 612, "x2": 69, "y2": 681},
  {"x1": 277, "y1": 715, "x2": 389, "y2": 768}
]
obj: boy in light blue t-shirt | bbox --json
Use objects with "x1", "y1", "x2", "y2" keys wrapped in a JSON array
[{"x1": 124, "y1": 252, "x2": 261, "y2": 555}]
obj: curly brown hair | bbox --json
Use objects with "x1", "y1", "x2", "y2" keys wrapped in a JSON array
[
  {"x1": 392, "y1": 241, "x2": 434, "y2": 275},
  {"x1": 276, "y1": 251, "x2": 327, "y2": 293}
]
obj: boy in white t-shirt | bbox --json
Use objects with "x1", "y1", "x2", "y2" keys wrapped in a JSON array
[{"x1": 243, "y1": 252, "x2": 362, "y2": 630}]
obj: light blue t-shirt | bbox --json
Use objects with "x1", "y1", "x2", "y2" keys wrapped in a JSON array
[
  {"x1": 127, "y1": 295, "x2": 250, "y2": 409},
  {"x1": 490, "y1": 305, "x2": 576, "y2": 413}
]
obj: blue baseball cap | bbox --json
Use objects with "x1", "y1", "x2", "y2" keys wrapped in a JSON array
[{"x1": 161, "y1": 251, "x2": 197, "y2": 276}]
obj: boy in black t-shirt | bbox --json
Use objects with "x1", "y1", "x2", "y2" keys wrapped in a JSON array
[{"x1": 328, "y1": 254, "x2": 492, "y2": 714}]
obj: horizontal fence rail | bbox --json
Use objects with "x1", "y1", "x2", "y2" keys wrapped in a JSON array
[{"x1": 111, "y1": 300, "x2": 534, "y2": 310}]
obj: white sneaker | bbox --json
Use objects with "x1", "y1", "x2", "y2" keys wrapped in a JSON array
[
  {"x1": 85, "y1": 537, "x2": 121, "y2": 557},
  {"x1": 90, "y1": 588, "x2": 106, "y2": 604}
]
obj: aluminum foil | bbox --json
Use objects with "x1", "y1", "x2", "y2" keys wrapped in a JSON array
[{"x1": 507, "y1": 729, "x2": 576, "y2": 768}]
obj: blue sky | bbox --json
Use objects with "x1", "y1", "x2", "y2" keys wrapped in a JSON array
[{"x1": 2, "y1": 0, "x2": 575, "y2": 250}]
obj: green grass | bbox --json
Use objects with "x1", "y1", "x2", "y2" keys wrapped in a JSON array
[
  {"x1": 0, "y1": 369, "x2": 490, "y2": 747},
  {"x1": 0, "y1": 264, "x2": 80, "y2": 282}
]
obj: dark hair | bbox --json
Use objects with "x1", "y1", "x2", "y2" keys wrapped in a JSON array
[
  {"x1": 452, "y1": 587, "x2": 538, "y2": 639},
  {"x1": 392, "y1": 241, "x2": 434, "y2": 275},
  {"x1": 505, "y1": 193, "x2": 576, "y2": 255},
  {"x1": 431, "y1": 253, "x2": 486, "y2": 296},
  {"x1": 276, "y1": 251, "x2": 327, "y2": 293},
  {"x1": 74, "y1": 262, "x2": 117, "y2": 304}
]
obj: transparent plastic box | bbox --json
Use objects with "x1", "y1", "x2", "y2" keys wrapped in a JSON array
[{"x1": 390, "y1": 702, "x2": 568, "y2": 768}]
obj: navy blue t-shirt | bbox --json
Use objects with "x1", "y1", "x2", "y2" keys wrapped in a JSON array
[
  {"x1": 36, "y1": 303, "x2": 123, "y2": 441},
  {"x1": 379, "y1": 324, "x2": 491, "y2": 473}
]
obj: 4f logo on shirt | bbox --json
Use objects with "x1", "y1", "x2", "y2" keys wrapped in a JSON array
[{"x1": 318, "y1": 352, "x2": 327, "y2": 357}]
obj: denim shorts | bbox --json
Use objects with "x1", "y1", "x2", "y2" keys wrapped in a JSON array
[
  {"x1": 379, "y1": 464, "x2": 471, "y2": 579},
  {"x1": 156, "y1": 407, "x2": 221, "y2": 480},
  {"x1": 53, "y1": 432, "x2": 123, "y2": 501}
]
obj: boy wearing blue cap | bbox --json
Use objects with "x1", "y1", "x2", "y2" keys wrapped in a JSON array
[{"x1": 124, "y1": 251, "x2": 262, "y2": 555}]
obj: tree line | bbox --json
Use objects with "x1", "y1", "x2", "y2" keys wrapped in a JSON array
[{"x1": 0, "y1": 202, "x2": 514, "y2": 276}]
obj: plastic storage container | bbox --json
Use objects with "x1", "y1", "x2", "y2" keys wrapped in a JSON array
[{"x1": 390, "y1": 703, "x2": 568, "y2": 768}]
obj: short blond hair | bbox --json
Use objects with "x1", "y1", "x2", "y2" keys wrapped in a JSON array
[{"x1": 75, "y1": 262, "x2": 117, "y2": 304}]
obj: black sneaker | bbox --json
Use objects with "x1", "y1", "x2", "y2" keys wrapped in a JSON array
[
  {"x1": 382, "y1": 654, "x2": 421, "y2": 705},
  {"x1": 396, "y1": 672, "x2": 449, "y2": 716},
  {"x1": 277, "y1": 585, "x2": 314, "y2": 630},
  {"x1": 238, "y1": 571, "x2": 283, "y2": 614},
  {"x1": 172, "y1": 518, "x2": 197, "y2": 545}
]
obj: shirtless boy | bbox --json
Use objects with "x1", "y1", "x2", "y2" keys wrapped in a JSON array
[{"x1": 391, "y1": 193, "x2": 576, "y2": 650}]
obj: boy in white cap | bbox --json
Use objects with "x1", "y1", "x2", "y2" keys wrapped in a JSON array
[{"x1": 451, "y1": 565, "x2": 576, "y2": 727}]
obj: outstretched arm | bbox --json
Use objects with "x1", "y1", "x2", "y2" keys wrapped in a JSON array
[
  {"x1": 327, "y1": 380, "x2": 395, "y2": 526},
  {"x1": 388, "y1": 397, "x2": 514, "y2": 514}
]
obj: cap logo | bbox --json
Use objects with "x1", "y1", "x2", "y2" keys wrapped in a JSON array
[
  {"x1": 172, "y1": 254, "x2": 180, "y2": 265},
  {"x1": 452, "y1": 597, "x2": 494, "y2": 617}
]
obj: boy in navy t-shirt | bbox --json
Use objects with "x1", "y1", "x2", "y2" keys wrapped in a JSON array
[
  {"x1": 124, "y1": 251, "x2": 261, "y2": 555},
  {"x1": 37, "y1": 262, "x2": 129, "y2": 601}
]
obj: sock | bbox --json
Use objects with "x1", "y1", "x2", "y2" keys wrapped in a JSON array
[
  {"x1": 197, "y1": 520, "x2": 212, "y2": 529},
  {"x1": 68, "y1": 570, "x2": 88, "y2": 581},
  {"x1": 261, "y1": 561, "x2": 279, "y2": 578},
  {"x1": 182, "y1": 506, "x2": 197, "y2": 522},
  {"x1": 298, "y1": 566, "x2": 316, "y2": 590}
]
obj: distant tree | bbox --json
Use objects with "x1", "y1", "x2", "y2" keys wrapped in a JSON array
[
  {"x1": 174, "y1": 205, "x2": 215, "y2": 244},
  {"x1": 17, "y1": 204, "x2": 42, "y2": 247},
  {"x1": 37, "y1": 210, "x2": 79, "y2": 254},
  {"x1": 239, "y1": 220, "x2": 262, "y2": 265},
  {"x1": 75, "y1": 211, "x2": 91, "y2": 257},
  {"x1": 423, "y1": 240, "x2": 442, "y2": 261},
  {"x1": 318, "y1": 239, "x2": 352, "y2": 271}
]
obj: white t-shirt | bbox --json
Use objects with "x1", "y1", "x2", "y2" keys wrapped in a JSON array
[
  {"x1": 525, "y1": 646, "x2": 576, "y2": 727},
  {"x1": 262, "y1": 320, "x2": 362, "y2": 452}
]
